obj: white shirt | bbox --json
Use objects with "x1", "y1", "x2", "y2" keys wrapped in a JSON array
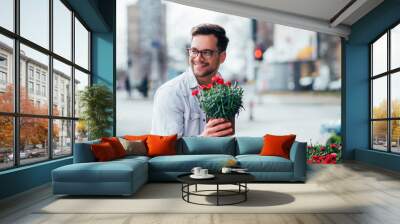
[{"x1": 151, "y1": 68, "x2": 207, "y2": 137}]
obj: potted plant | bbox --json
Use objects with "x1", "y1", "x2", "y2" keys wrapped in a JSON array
[
  {"x1": 79, "y1": 84, "x2": 113, "y2": 140},
  {"x1": 192, "y1": 75, "x2": 244, "y2": 134}
]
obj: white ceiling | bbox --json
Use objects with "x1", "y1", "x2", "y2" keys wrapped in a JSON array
[
  {"x1": 166, "y1": 0, "x2": 384, "y2": 38},
  {"x1": 226, "y1": 0, "x2": 353, "y2": 22}
]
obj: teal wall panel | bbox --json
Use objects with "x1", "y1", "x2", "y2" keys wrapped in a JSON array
[
  {"x1": 355, "y1": 149, "x2": 400, "y2": 172},
  {"x1": 65, "y1": 0, "x2": 110, "y2": 32},
  {"x1": 91, "y1": 32, "x2": 115, "y2": 135},
  {"x1": 344, "y1": 0, "x2": 400, "y2": 171},
  {"x1": 343, "y1": 44, "x2": 369, "y2": 159},
  {"x1": 0, "y1": 158, "x2": 72, "y2": 199},
  {"x1": 92, "y1": 33, "x2": 114, "y2": 87}
]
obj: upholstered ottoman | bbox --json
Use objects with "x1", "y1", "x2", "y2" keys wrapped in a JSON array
[{"x1": 52, "y1": 156, "x2": 148, "y2": 196}]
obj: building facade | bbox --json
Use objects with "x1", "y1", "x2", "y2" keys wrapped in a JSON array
[
  {"x1": 0, "y1": 41, "x2": 74, "y2": 151},
  {"x1": 127, "y1": 0, "x2": 167, "y2": 96}
]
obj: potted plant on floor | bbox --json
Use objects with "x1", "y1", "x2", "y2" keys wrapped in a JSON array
[
  {"x1": 192, "y1": 75, "x2": 244, "y2": 134},
  {"x1": 79, "y1": 84, "x2": 113, "y2": 140}
]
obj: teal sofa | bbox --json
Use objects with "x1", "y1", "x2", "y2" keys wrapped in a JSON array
[{"x1": 52, "y1": 137, "x2": 306, "y2": 196}]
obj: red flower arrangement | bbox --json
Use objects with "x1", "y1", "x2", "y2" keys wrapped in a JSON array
[
  {"x1": 191, "y1": 75, "x2": 244, "y2": 120},
  {"x1": 307, "y1": 143, "x2": 342, "y2": 164}
]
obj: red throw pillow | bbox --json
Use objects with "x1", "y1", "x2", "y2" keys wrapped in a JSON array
[
  {"x1": 260, "y1": 134, "x2": 296, "y2": 159},
  {"x1": 91, "y1": 142, "x2": 117, "y2": 161},
  {"x1": 146, "y1": 134, "x2": 177, "y2": 157},
  {"x1": 101, "y1": 137, "x2": 127, "y2": 158}
]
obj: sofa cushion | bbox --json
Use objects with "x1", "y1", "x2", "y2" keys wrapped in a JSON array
[
  {"x1": 124, "y1": 135, "x2": 149, "y2": 141},
  {"x1": 118, "y1": 138, "x2": 147, "y2": 156},
  {"x1": 260, "y1": 134, "x2": 296, "y2": 159},
  {"x1": 124, "y1": 135, "x2": 149, "y2": 146},
  {"x1": 115, "y1": 155, "x2": 150, "y2": 163},
  {"x1": 53, "y1": 163, "x2": 133, "y2": 183},
  {"x1": 236, "y1": 137, "x2": 263, "y2": 155},
  {"x1": 180, "y1": 137, "x2": 235, "y2": 155},
  {"x1": 147, "y1": 134, "x2": 177, "y2": 157},
  {"x1": 74, "y1": 140, "x2": 100, "y2": 163},
  {"x1": 91, "y1": 142, "x2": 118, "y2": 161},
  {"x1": 148, "y1": 154, "x2": 235, "y2": 172},
  {"x1": 236, "y1": 155, "x2": 293, "y2": 172},
  {"x1": 52, "y1": 158, "x2": 147, "y2": 183},
  {"x1": 101, "y1": 137, "x2": 127, "y2": 158}
]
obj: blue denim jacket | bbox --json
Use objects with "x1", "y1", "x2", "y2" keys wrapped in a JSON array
[{"x1": 151, "y1": 68, "x2": 208, "y2": 137}]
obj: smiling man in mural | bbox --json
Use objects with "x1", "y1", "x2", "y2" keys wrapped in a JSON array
[{"x1": 151, "y1": 23, "x2": 233, "y2": 137}]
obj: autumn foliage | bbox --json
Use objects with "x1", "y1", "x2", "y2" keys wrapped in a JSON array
[
  {"x1": 0, "y1": 84, "x2": 59, "y2": 150},
  {"x1": 372, "y1": 99, "x2": 400, "y2": 141}
]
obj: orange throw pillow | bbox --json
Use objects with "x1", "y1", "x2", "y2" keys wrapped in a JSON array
[
  {"x1": 260, "y1": 134, "x2": 296, "y2": 159},
  {"x1": 146, "y1": 134, "x2": 177, "y2": 157},
  {"x1": 101, "y1": 137, "x2": 127, "y2": 158},
  {"x1": 91, "y1": 142, "x2": 117, "y2": 161},
  {"x1": 124, "y1": 135, "x2": 149, "y2": 141}
]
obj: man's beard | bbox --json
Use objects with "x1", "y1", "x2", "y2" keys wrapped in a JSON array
[{"x1": 191, "y1": 63, "x2": 219, "y2": 78}]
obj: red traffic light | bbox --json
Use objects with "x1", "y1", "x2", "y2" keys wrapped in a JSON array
[{"x1": 254, "y1": 48, "x2": 264, "y2": 61}]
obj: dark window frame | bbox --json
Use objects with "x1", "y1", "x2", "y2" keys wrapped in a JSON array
[
  {"x1": 370, "y1": 21, "x2": 400, "y2": 154},
  {"x1": 0, "y1": 0, "x2": 91, "y2": 171}
]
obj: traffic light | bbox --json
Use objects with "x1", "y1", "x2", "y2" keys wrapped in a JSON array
[{"x1": 254, "y1": 47, "x2": 264, "y2": 61}]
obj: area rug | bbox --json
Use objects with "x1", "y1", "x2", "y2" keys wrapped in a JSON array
[{"x1": 37, "y1": 183, "x2": 361, "y2": 214}]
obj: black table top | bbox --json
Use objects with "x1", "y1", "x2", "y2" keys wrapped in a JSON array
[{"x1": 177, "y1": 172, "x2": 255, "y2": 185}]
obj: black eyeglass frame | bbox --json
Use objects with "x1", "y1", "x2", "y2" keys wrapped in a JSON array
[{"x1": 187, "y1": 48, "x2": 221, "y2": 58}]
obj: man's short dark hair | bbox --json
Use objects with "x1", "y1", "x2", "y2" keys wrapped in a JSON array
[{"x1": 191, "y1": 24, "x2": 229, "y2": 52}]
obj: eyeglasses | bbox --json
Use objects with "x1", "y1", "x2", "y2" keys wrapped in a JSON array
[{"x1": 187, "y1": 48, "x2": 219, "y2": 58}]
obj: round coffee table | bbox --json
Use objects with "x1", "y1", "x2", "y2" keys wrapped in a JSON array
[{"x1": 177, "y1": 172, "x2": 255, "y2": 206}]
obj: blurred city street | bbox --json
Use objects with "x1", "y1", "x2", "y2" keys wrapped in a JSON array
[
  {"x1": 117, "y1": 84, "x2": 340, "y2": 144},
  {"x1": 115, "y1": 0, "x2": 343, "y2": 146}
]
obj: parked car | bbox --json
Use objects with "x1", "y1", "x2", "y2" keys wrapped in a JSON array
[{"x1": 7, "y1": 150, "x2": 32, "y2": 160}]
